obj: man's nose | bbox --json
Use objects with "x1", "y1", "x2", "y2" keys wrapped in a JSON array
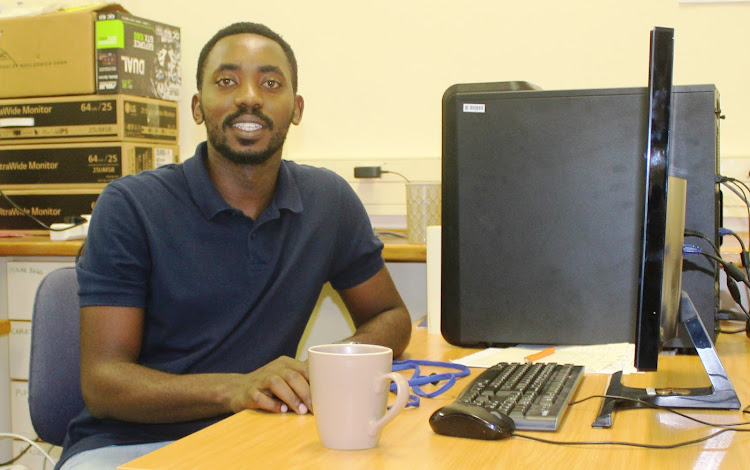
[{"x1": 234, "y1": 82, "x2": 263, "y2": 109}]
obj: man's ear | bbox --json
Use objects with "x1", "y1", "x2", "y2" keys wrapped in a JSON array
[
  {"x1": 191, "y1": 94, "x2": 204, "y2": 124},
  {"x1": 292, "y1": 95, "x2": 304, "y2": 125}
]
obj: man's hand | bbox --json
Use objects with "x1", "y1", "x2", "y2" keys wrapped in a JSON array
[
  {"x1": 229, "y1": 356, "x2": 312, "y2": 415},
  {"x1": 82, "y1": 306, "x2": 313, "y2": 422}
]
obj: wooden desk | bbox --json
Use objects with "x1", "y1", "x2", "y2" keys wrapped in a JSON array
[
  {"x1": 0, "y1": 235, "x2": 84, "y2": 257},
  {"x1": 119, "y1": 327, "x2": 750, "y2": 470},
  {"x1": 0, "y1": 233, "x2": 426, "y2": 262}
]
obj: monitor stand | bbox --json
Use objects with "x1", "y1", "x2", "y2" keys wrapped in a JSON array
[{"x1": 593, "y1": 291, "x2": 740, "y2": 428}]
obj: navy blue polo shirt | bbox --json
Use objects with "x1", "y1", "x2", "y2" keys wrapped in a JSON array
[{"x1": 62, "y1": 142, "x2": 384, "y2": 466}]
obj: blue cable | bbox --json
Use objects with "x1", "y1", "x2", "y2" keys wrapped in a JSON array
[{"x1": 390, "y1": 359, "x2": 471, "y2": 408}]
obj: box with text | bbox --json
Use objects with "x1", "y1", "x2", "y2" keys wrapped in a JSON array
[
  {"x1": 95, "y1": 10, "x2": 181, "y2": 100},
  {"x1": 0, "y1": 94, "x2": 179, "y2": 145},
  {"x1": 0, "y1": 4, "x2": 124, "y2": 98},
  {"x1": 0, "y1": 4, "x2": 181, "y2": 101},
  {"x1": 0, "y1": 142, "x2": 179, "y2": 190},
  {"x1": 0, "y1": 189, "x2": 100, "y2": 230}
]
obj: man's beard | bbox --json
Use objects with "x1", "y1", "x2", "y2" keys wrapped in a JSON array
[{"x1": 206, "y1": 107, "x2": 293, "y2": 165}]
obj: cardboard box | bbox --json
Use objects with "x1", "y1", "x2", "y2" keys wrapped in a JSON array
[
  {"x1": 0, "y1": 94, "x2": 179, "y2": 145},
  {"x1": 0, "y1": 142, "x2": 179, "y2": 189},
  {"x1": 0, "y1": 4, "x2": 181, "y2": 101},
  {"x1": 0, "y1": 4, "x2": 126, "y2": 99},
  {"x1": 0, "y1": 189, "x2": 100, "y2": 230},
  {"x1": 96, "y1": 10, "x2": 181, "y2": 100}
]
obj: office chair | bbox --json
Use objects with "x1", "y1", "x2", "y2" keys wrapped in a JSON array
[{"x1": 28, "y1": 266, "x2": 84, "y2": 447}]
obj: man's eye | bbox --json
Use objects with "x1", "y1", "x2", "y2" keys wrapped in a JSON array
[
  {"x1": 216, "y1": 78, "x2": 236, "y2": 87},
  {"x1": 264, "y1": 80, "x2": 281, "y2": 89}
]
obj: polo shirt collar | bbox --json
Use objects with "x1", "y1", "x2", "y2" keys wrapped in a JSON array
[{"x1": 184, "y1": 142, "x2": 303, "y2": 221}]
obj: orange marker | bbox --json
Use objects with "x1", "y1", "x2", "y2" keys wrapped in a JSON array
[{"x1": 524, "y1": 347, "x2": 555, "y2": 363}]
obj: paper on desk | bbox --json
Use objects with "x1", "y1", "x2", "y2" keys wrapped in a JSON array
[{"x1": 452, "y1": 343, "x2": 638, "y2": 375}]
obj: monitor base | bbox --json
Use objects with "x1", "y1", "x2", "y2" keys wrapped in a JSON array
[{"x1": 593, "y1": 292, "x2": 740, "y2": 428}]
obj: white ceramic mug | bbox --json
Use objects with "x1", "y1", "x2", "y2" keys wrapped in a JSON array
[{"x1": 308, "y1": 343, "x2": 409, "y2": 450}]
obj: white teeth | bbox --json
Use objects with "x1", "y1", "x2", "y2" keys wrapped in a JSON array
[{"x1": 233, "y1": 122, "x2": 262, "y2": 131}]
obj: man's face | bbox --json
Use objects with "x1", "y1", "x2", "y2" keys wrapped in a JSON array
[{"x1": 192, "y1": 33, "x2": 303, "y2": 165}]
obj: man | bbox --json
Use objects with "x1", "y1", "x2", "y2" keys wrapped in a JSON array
[{"x1": 58, "y1": 22, "x2": 412, "y2": 469}]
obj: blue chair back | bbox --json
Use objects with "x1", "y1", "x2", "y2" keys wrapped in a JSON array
[{"x1": 28, "y1": 266, "x2": 84, "y2": 447}]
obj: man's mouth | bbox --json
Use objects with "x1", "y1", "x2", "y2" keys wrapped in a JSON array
[
  {"x1": 232, "y1": 122, "x2": 264, "y2": 132},
  {"x1": 224, "y1": 108, "x2": 274, "y2": 133}
]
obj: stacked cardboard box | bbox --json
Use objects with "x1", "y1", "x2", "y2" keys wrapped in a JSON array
[
  {"x1": 0, "y1": 4, "x2": 181, "y2": 232},
  {"x1": 1, "y1": 7, "x2": 182, "y2": 468},
  {"x1": 0, "y1": 4, "x2": 181, "y2": 100},
  {"x1": 0, "y1": 4, "x2": 182, "y2": 469}
]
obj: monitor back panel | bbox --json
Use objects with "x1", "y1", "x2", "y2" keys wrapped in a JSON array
[{"x1": 441, "y1": 85, "x2": 719, "y2": 347}]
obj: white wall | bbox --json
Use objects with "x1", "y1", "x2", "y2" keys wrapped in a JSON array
[
  {"x1": 108, "y1": 0, "x2": 750, "y2": 162},
  {"x1": 129, "y1": 0, "x2": 750, "y2": 224},
  {"x1": 14, "y1": 1, "x2": 749, "y2": 157},
  {"x1": 5, "y1": 0, "x2": 750, "y2": 221}
]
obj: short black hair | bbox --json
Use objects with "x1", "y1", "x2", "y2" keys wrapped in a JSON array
[{"x1": 196, "y1": 22, "x2": 298, "y2": 92}]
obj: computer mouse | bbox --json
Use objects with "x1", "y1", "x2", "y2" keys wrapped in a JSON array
[{"x1": 429, "y1": 403, "x2": 516, "y2": 440}]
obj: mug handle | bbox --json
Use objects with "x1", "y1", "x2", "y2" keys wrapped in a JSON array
[{"x1": 369, "y1": 372, "x2": 409, "y2": 437}]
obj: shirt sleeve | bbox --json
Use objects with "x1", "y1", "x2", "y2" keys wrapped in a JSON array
[
  {"x1": 76, "y1": 181, "x2": 152, "y2": 308},
  {"x1": 328, "y1": 175, "x2": 385, "y2": 291}
]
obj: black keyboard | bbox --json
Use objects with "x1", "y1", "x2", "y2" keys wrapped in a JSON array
[{"x1": 434, "y1": 361, "x2": 584, "y2": 432}]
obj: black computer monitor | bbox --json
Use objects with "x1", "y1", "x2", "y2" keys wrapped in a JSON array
[
  {"x1": 593, "y1": 27, "x2": 740, "y2": 427},
  {"x1": 634, "y1": 25, "x2": 682, "y2": 372}
]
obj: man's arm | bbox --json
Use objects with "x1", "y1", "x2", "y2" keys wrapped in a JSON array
[
  {"x1": 79, "y1": 305, "x2": 312, "y2": 423},
  {"x1": 336, "y1": 265, "x2": 412, "y2": 357}
]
